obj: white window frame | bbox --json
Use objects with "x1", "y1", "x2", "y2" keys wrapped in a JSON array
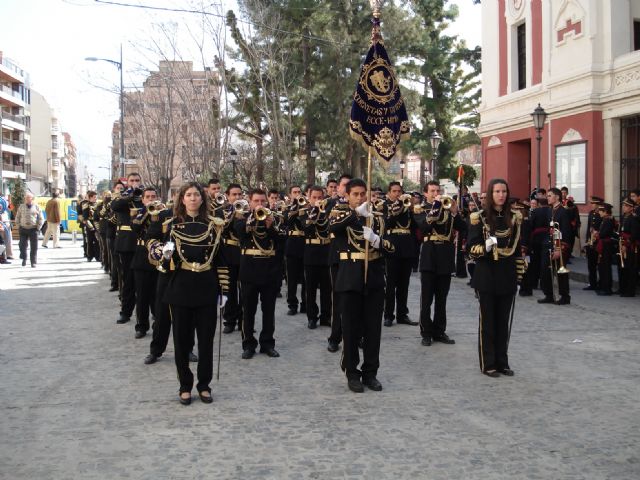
[{"x1": 555, "y1": 141, "x2": 587, "y2": 204}]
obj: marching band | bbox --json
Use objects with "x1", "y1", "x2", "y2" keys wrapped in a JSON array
[{"x1": 78, "y1": 174, "x2": 640, "y2": 403}]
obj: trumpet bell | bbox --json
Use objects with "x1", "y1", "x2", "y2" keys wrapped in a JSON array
[
  {"x1": 441, "y1": 195, "x2": 453, "y2": 209},
  {"x1": 399, "y1": 194, "x2": 413, "y2": 208},
  {"x1": 296, "y1": 196, "x2": 308, "y2": 208},
  {"x1": 233, "y1": 199, "x2": 249, "y2": 213},
  {"x1": 255, "y1": 206, "x2": 272, "y2": 221},
  {"x1": 214, "y1": 193, "x2": 228, "y2": 206}
]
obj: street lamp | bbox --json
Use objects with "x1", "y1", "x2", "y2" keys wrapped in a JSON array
[
  {"x1": 429, "y1": 130, "x2": 442, "y2": 180},
  {"x1": 229, "y1": 148, "x2": 238, "y2": 182},
  {"x1": 399, "y1": 158, "x2": 406, "y2": 187},
  {"x1": 531, "y1": 103, "x2": 548, "y2": 191},
  {"x1": 85, "y1": 44, "x2": 124, "y2": 178}
]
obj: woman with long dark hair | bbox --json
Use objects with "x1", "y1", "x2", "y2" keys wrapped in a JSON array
[
  {"x1": 467, "y1": 179, "x2": 525, "y2": 378},
  {"x1": 157, "y1": 182, "x2": 228, "y2": 404}
]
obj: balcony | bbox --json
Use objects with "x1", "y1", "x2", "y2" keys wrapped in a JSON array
[
  {"x1": 2, "y1": 160, "x2": 26, "y2": 173},
  {"x1": 1, "y1": 111, "x2": 27, "y2": 132},
  {"x1": 0, "y1": 55, "x2": 25, "y2": 83},
  {"x1": 0, "y1": 83, "x2": 25, "y2": 107},
  {"x1": 1, "y1": 137, "x2": 26, "y2": 155}
]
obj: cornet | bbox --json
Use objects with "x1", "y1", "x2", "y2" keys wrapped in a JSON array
[
  {"x1": 214, "y1": 193, "x2": 228, "y2": 206},
  {"x1": 147, "y1": 201, "x2": 166, "y2": 215},
  {"x1": 233, "y1": 199, "x2": 249, "y2": 214},
  {"x1": 551, "y1": 221, "x2": 570, "y2": 274},
  {"x1": 254, "y1": 206, "x2": 272, "y2": 221},
  {"x1": 399, "y1": 193, "x2": 413, "y2": 208},
  {"x1": 295, "y1": 196, "x2": 308, "y2": 208}
]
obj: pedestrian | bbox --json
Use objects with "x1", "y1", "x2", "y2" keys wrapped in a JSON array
[
  {"x1": 0, "y1": 195, "x2": 14, "y2": 261},
  {"x1": 42, "y1": 191, "x2": 62, "y2": 249},
  {"x1": 467, "y1": 178, "x2": 524, "y2": 378},
  {"x1": 15, "y1": 192, "x2": 44, "y2": 267}
]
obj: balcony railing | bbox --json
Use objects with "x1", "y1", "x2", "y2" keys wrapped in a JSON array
[
  {"x1": 0, "y1": 84, "x2": 24, "y2": 101},
  {"x1": 0, "y1": 56, "x2": 25, "y2": 78},
  {"x1": 1, "y1": 161, "x2": 25, "y2": 172},
  {"x1": 0, "y1": 111, "x2": 26, "y2": 125},
  {"x1": 1, "y1": 137, "x2": 26, "y2": 149}
]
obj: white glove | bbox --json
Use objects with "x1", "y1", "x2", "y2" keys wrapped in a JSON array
[
  {"x1": 362, "y1": 226, "x2": 381, "y2": 249},
  {"x1": 485, "y1": 236, "x2": 497, "y2": 252},
  {"x1": 162, "y1": 241, "x2": 175, "y2": 259},
  {"x1": 355, "y1": 202, "x2": 373, "y2": 218},
  {"x1": 218, "y1": 294, "x2": 228, "y2": 308}
]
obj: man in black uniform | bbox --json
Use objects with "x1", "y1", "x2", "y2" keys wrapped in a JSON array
[
  {"x1": 106, "y1": 182, "x2": 123, "y2": 293},
  {"x1": 583, "y1": 196, "x2": 603, "y2": 290},
  {"x1": 595, "y1": 203, "x2": 615, "y2": 296},
  {"x1": 82, "y1": 191, "x2": 101, "y2": 262},
  {"x1": 383, "y1": 182, "x2": 418, "y2": 327},
  {"x1": 326, "y1": 173, "x2": 352, "y2": 352},
  {"x1": 110, "y1": 172, "x2": 144, "y2": 324},
  {"x1": 619, "y1": 198, "x2": 639, "y2": 297},
  {"x1": 235, "y1": 189, "x2": 283, "y2": 359},
  {"x1": 221, "y1": 183, "x2": 244, "y2": 334},
  {"x1": 528, "y1": 196, "x2": 550, "y2": 290},
  {"x1": 131, "y1": 187, "x2": 159, "y2": 339},
  {"x1": 96, "y1": 191, "x2": 111, "y2": 274},
  {"x1": 538, "y1": 188, "x2": 572, "y2": 305},
  {"x1": 416, "y1": 181, "x2": 466, "y2": 346},
  {"x1": 301, "y1": 186, "x2": 331, "y2": 329},
  {"x1": 284, "y1": 185, "x2": 306, "y2": 316},
  {"x1": 330, "y1": 178, "x2": 393, "y2": 392}
]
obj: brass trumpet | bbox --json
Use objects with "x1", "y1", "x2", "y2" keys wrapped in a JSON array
[
  {"x1": 295, "y1": 196, "x2": 308, "y2": 208},
  {"x1": 399, "y1": 194, "x2": 413, "y2": 208},
  {"x1": 254, "y1": 206, "x2": 272, "y2": 221},
  {"x1": 147, "y1": 201, "x2": 166, "y2": 215},
  {"x1": 214, "y1": 193, "x2": 228, "y2": 206},
  {"x1": 551, "y1": 221, "x2": 570, "y2": 274},
  {"x1": 233, "y1": 199, "x2": 249, "y2": 213}
]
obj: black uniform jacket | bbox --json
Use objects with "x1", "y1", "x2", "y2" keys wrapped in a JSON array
[
  {"x1": 586, "y1": 209, "x2": 602, "y2": 244},
  {"x1": 541, "y1": 204, "x2": 572, "y2": 253},
  {"x1": 131, "y1": 209, "x2": 156, "y2": 272},
  {"x1": 621, "y1": 214, "x2": 639, "y2": 249},
  {"x1": 161, "y1": 215, "x2": 227, "y2": 307},
  {"x1": 219, "y1": 207, "x2": 242, "y2": 267},
  {"x1": 384, "y1": 198, "x2": 417, "y2": 260},
  {"x1": 468, "y1": 209, "x2": 523, "y2": 295},
  {"x1": 284, "y1": 206, "x2": 305, "y2": 258},
  {"x1": 111, "y1": 194, "x2": 144, "y2": 253},
  {"x1": 82, "y1": 202, "x2": 97, "y2": 233},
  {"x1": 329, "y1": 209, "x2": 393, "y2": 293},
  {"x1": 327, "y1": 197, "x2": 350, "y2": 265},
  {"x1": 302, "y1": 207, "x2": 330, "y2": 266},
  {"x1": 235, "y1": 214, "x2": 282, "y2": 286},
  {"x1": 414, "y1": 202, "x2": 466, "y2": 274},
  {"x1": 597, "y1": 216, "x2": 616, "y2": 254}
]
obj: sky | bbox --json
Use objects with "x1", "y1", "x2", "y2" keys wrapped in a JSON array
[{"x1": 0, "y1": 0, "x2": 481, "y2": 182}]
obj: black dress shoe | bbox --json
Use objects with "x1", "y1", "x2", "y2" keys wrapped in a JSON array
[
  {"x1": 179, "y1": 393, "x2": 192, "y2": 405},
  {"x1": 198, "y1": 391, "x2": 213, "y2": 404},
  {"x1": 144, "y1": 354, "x2": 159, "y2": 365},
  {"x1": 286, "y1": 308, "x2": 297, "y2": 316},
  {"x1": 109, "y1": 286, "x2": 118, "y2": 292},
  {"x1": 396, "y1": 317, "x2": 419, "y2": 326},
  {"x1": 537, "y1": 296, "x2": 554, "y2": 304},
  {"x1": 21, "y1": 259, "x2": 26, "y2": 266},
  {"x1": 421, "y1": 337, "x2": 432, "y2": 346},
  {"x1": 222, "y1": 325, "x2": 234, "y2": 334},
  {"x1": 242, "y1": 349, "x2": 255, "y2": 359},
  {"x1": 134, "y1": 331, "x2": 146, "y2": 339},
  {"x1": 189, "y1": 352, "x2": 198, "y2": 362},
  {"x1": 31, "y1": 263, "x2": 36, "y2": 268},
  {"x1": 327, "y1": 341, "x2": 339, "y2": 352},
  {"x1": 260, "y1": 347, "x2": 280, "y2": 358},
  {"x1": 383, "y1": 317, "x2": 393, "y2": 327},
  {"x1": 483, "y1": 370, "x2": 500, "y2": 378},
  {"x1": 362, "y1": 376, "x2": 383, "y2": 391},
  {"x1": 347, "y1": 378, "x2": 364, "y2": 393},
  {"x1": 555, "y1": 296, "x2": 571, "y2": 305},
  {"x1": 583, "y1": 285, "x2": 596, "y2": 291},
  {"x1": 433, "y1": 334, "x2": 455, "y2": 344},
  {"x1": 498, "y1": 368, "x2": 514, "y2": 376},
  {"x1": 116, "y1": 315, "x2": 130, "y2": 324},
  {"x1": 307, "y1": 319, "x2": 318, "y2": 329},
  {"x1": 42, "y1": 245, "x2": 48, "y2": 248}
]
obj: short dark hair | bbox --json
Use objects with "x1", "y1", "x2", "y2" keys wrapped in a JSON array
[
  {"x1": 248, "y1": 188, "x2": 267, "y2": 199},
  {"x1": 309, "y1": 185, "x2": 324, "y2": 196},
  {"x1": 630, "y1": 189, "x2": 640, "y2": 196},
  {"x1": 326, "y1": 178, "x2": 337, "y2": 186},
  {"x1": 388, "y1": 181, "x2": 401, "y2": 191},
  {"x1": 225, "y1": 183, "x2": 242, "y2": 194},
  {"x1": 208, "y1": 178, "x2": 220, "y2": 186},
  {"x1": 127, "y1": 172, "x2": 141, "y2": 180},
  {"x1": 52, "y1": 191, "x2": 59, "y2": 199},
  {"x1": 423, "y1": 180, "x2": 439, "y2": 192},
  {"x1": 537, "y1": 188, "x2": 547, "y2": 195},
  {"x1": 289, "y1": 185, "x2": 301, "y2": 193},
  {"x1": 268, "y1": 188, "x2": 280, "y2": 196},
  {"x1": 548, "y1": 187, "x2": 562, "y2": 198},
  {"x1": 113, "y1": 180, "x2": 125, "y2": 189},
  {"x1": 143, "y1": 187, "x2": 157, "y2": 195},
  {"x1": 87, "y1": 190, "x2": 97, "y2": 198},
  {"x1": 560, "y1": 186, "x2": 569, "y2": 192},
  {"x1": 346, "y1": 178, "x2": 366, "y2": 193},
  {"x1": 338, "y1": 174, "x2": 353, "y2": 183}
]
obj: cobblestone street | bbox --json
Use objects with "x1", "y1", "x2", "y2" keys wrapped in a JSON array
[{"x1": 1, "y1": 240, "x2": 639, "y2": 479}]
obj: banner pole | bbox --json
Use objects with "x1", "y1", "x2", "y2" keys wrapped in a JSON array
[{"x1": 364, "y1": 149, "x2": 372, "y2": 283}]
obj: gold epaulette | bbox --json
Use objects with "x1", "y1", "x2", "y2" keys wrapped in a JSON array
[
  {"x1": 470, "y1": 211, "x2": 482, "y2": 226},
  {"x1": 330, "y1": 209, "x2": 351, "y2": 224},
  {"x1": 512, "y1": 209, "x2": 523, "y2": 224},
  {"x1": 162, "y1": 217, "x2": 174, "y2": 234}
]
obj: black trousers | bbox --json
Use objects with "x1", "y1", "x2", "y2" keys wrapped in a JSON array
[
  {"x1": 328, "y1": 264, "x2": 342, "y2": 344},
  {"x1": 170, "y1": 304, "x2": 216, "y2": 393},
  {"x1": 478, "y1": 292, "x2": 513, "y2": 372},
  {"x1": 107, "y1": 236, "x2": 119, "y2": 289},
  {"x1": 241, "y1": 281, "x2": 277, "y2": 351},
  {"x1": 286, "y1": 256, "x2": 306, "y2": 311},
  {"x1": 619, "y1": 250, "x2": 637, "y2": 296},
  {"x1": 304, "y1": 264, "x2": 331, "y2": 324},
  {"x1": 222, "y1": 264, "x2": 242, "y2": 328},
  {"x1": 18, "y1": 227, "x2": 38, "y2": 265},
  {"x1": 118, "y1": 252, "x2": 136, "y2": 317},
  {"x1": 85, "y1": 229, "x2": 100, "y2": 261},
  {"x1": 99, "y1": 233, "x2": 109, "y2": 272},
  {"x1": 338, "y1": 289, "x2": 384, "y2": 380},
  {"x1": 150, "y1": 273, "x2": 171, "y2": 357},
  {"x1": 529, "y1": 242, "x2": 542, "y2": 289},
  {"x1": 455, "y1": 240, "x2": 467, "y2": 278},
  {"x1": 540, "y1": 252, "x2": 570, "y2": 299},
  {"x1": 598, "y1": 247, "x2": 613, "y2": 293},
  {"x1": 134, "y1": 269, "x2": 157, "y2": 333},
  {"x1": 585, "y1": 246, "x2": 599, "y2": 288},
  {"x1": 419, "y1": 271, "x2": 452, "y2": 339},
  {"x1": 384, "y1": 257, "x2": 413, "y2": 320}
]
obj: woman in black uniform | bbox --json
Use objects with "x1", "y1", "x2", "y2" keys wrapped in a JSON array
[
  {"x1": 158, "y1": 182, "x2": 228, "y2": 405},
  {"x1": 467, "y1": 179, "x2": 524, "y2": 378}
]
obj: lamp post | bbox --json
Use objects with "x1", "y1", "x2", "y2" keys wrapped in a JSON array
[
  {"x1": 429, "y1": 130, "x2": 442, "y2": 181},
  {"x1": 399, "y1": 158, "x2": 405, "y2": 187},
  {"x1": 85, "y1": 44, "x2": 124, "y2": 178},
  {"x1": 531, "y1": 103, "x2": 548, "y2": 191},
  {"x1": 229, "y1": 148, "x2": 238, "y2": 182}
]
